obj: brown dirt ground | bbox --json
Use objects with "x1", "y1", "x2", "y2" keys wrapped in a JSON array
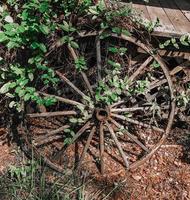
[
  {"x1": 0, "y1": 128, "x2": 16, "y2": 174},
  {"x1": 79, "y1": 125, "x2": 190, "y2": 200},
  {"x1": 0, "y1": 123, "x2": 190, "y2": 200}
]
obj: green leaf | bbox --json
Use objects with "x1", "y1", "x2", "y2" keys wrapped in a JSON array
[
  {"x1": 61, "y1": 21, "x2": 70, "y2": 32},
  {"x1": 39, "y1": 25, "x2": 50, "y2": 35},
  {"x1": 28, "y1": 73, "x2": 34, "y2": 81},
  {"x1": 70, "y1": 41, "x2": 79, "y2": 49},
  {"x1": 69, "y1": 118, "x2": 78, "y2": 123},
  {"x1": 107, "y1": 60, "x2": 121, "y2": 69},
  {"x1": 18, "y1": 89, "x2": 26, "y2": 97},
  {"x1": 0, "y1": 82, "x2": 11, "y2": 94},
  {"x1": 159, "y1": 43, "x2": 165, "y2": 49},
  {"x1": 0, "y1": 32, "x2": 8, "y2": 43},
  {"x1": 180, "y1": 35, "x2": 189, "y2": 46},
  {"x1": 4, "y1": 15, "x2": 14, "y2": 23},
  {"x1": 9, "y1": 82, "x2": 17, "y2": 89},
  {"x1": 19, "y1": 79, "x2": 29, "y2": 87},
  {"x1": 122, "y1": 29, "x2": 131, "y2": 36},
  {"x1": 15, "y1": 86, "x2": 22, "y2": 94},
  {"x1": 164, "y1": 40, "x2": 170, "y2": 47},
  {"x1": 39, "y1": 2, "x2": 49, "y2": 13},
  {"x1": 24, "y1": 93, "x2": 31, "y2": 101},
  {"x1": 17, "y1": 25, "x2": 26, "y2": 33},
  {"x1": 9, "y1": 101, "x2": 16, "y2": 108},
  {"x1": 7, "y1": 41, "x2": 20, "y2": 49},
  {"x1": 112, "y1": 27, "x2": 122, "y2": 35},
  {"x1": 108, "y1": 47, "x2": 119, "y2": 53},
  {"x1": 38, "y1": 43, "x2": 47, "y2": 53}
]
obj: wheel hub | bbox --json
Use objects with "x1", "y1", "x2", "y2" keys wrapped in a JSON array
[{"x1": 95, "y1": 107, "x2": 110, "y2": 122}]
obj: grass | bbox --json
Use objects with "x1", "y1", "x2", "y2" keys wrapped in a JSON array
[
  {"x1": 0, "y1": 153, "x2": 81, "y2": 200},
  {"x1": 0, "y1": 148, "x2": 129, "y2": 200}
]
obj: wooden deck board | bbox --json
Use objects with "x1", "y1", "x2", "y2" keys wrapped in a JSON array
[
  {"x1": 174, "y1": 0, "x2": 190, "y2": 22},
  {"x1": 130, "y1": 0, "x2": 190, "y2": 36},
  {"x1": 145, "y1": 0, "x2": 175, "y2": 33},
  {"x1": 132, "y1": 0, "x2": 150, "y2": 20},
  {"x1": 159, "y1": 0, "x2": 190, "y2": 33}
]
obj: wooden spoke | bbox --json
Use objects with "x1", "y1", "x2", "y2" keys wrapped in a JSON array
[
  {"x1": 39, "y1": 92, "x2": 85, "y2": 107},
  {"x1": 96, "y1": 36, "x2": 102, "y2": 82},
  {"x1": 105, "y1": 121, "x2": 129, "y2": 169},
  {"x1": 128, "y1": 56, "x2": 153, "y2": 83},
  {"x1": 81, "y1": 72, "x2": 94, "y2": 97},
  {"x1": 27, "y1": 111, "x2": 77, "y2": 118},
  {"x1": 72, "y1": 121, "x2": 92, "y2": 143},
  {"x1": 110, "y1": 100, "x2": 125, "y2": 108},
  {"x1": 49, "y1": 121, "x2": 92, "y2": 162},
  {"x1": 99, "y1": 123, "x2": 105, "y2": 173},
  {"x1": 78, "y1": 126, "x2": 96, "y2": 167},
  {"x1": 67, "y1": 46, "x2": 94, "y2": 97},
  {"x1": 35, "y1": 125, "x2": 69, "y2": 146},
  {"x1": 35, "y1": 135, "x2": 63, "y2": 147},
  {"x1": 56, "y1": 71, "x2": 88, "y2": 99},
  {"x1": 109, "y1": 118, "x2": 150, "y2": 152},
  {"x1": 149, "y1": 78, "x2": 168, "y2": 90},
  {"x1": 111, "y1": 107, "x2": 147, "y2": 113},
  {"x1": 111, "y1": 113, "x2": 165, "y2": 133}
]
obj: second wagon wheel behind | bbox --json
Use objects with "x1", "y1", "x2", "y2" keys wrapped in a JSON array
[{"x1": 18, "y1": 33, "x2": 175, "y2": 176}]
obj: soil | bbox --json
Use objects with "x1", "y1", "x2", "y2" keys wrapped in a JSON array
[
  {"x1": 0, "y1": 128, "x2": 16, "y2": 174},
  {"x1": 0, "y1": 121, "x2": 190, "y2": 200}
]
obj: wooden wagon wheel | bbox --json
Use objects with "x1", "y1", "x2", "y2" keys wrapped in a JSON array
[{"x1": 18, "y1": 33, "x2": 175, "y2": 175}]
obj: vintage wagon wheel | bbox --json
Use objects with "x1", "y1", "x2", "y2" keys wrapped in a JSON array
[{"x1": 18, "y1": 33, "x2": 175, "y2": 175}]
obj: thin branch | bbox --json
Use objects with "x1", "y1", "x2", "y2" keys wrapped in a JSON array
[
  {"x1": 67, "y1": 45, "x2": 94, "y2": 97},
  {"x1": 109, "y1": 118, "x2": 149, "y2": 152},
  {"x1": 56, "y1": 71, "x2": 88, "y2": 98},
  {"x1": 105, "y1": 121, "x2": 129, "y2": 169},
  {"x1": 27, "y1": 111, "x2": 77, "y2": 118},
  {"x1": 99, "y1": 122, "x2": 105, "y2": 173},
  {"x1": 128, "y1": 56, "x2": 153, "y2": 83},
  {"x1": 78, "y1": 126, "x2": 96, "y2": 167},
  {"x1": 39, "y1": 92, "x2": 85, "y2": 107},
  {"x1": 111, "y1": 113, "x2": 164, "y2": 133}
]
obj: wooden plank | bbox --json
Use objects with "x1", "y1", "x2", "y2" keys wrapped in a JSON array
[
  {"x1": 159, "y1": 0, "x2": 190, "y2": 33},
  {"x1": 132, "y1": 0, "x2": 150, "y2": 20},
  {"x1": 137, "y1": 48, "x2": 190, "y2": 60},
  {"x1": 145, "y1": 0, "x2": 175, "y2": 34},
  {"x1": 174, "y1": 0, "x2": 190, "y2": 22}
]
